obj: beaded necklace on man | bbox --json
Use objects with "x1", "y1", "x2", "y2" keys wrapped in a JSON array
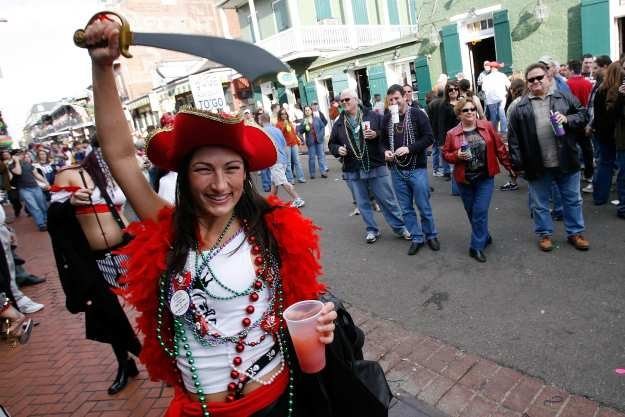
[
  {"x1": 388, "y1": 107, "x2": 418, "y2": 177},
  {"x1": 155, "y1": 215, "x2": 296, "y2": 417},
  {"x1": 343, "y1": 110, "x2": 371, "y2": 173}
]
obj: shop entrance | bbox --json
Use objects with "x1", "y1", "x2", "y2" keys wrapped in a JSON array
[
  {"x1": 467, "y1": 36, "x2": 496, "y2": 91},
  {"x1": 354, "y1": 68, "x2": 371, "y2": 107}
]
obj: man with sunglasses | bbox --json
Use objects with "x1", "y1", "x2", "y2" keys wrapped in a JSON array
[
  {"x1": 507, "y1": 63, "x2": 590, "y2": 252},
  {"x1": 329, "y1": 89, "x2": 410, "y2": 243}
]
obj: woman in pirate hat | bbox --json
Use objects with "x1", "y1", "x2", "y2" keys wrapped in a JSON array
[{"x1": 82, "y1": 17, "x2": 337, "y2": 417}]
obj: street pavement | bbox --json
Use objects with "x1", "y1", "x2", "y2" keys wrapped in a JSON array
[{"x1": 0, "y1": 156, "x2": 624, "y2": 417}]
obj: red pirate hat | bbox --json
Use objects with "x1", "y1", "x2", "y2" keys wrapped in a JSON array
[{"x1": 146, "y1": 108, "x2": 277, "y2": 172}]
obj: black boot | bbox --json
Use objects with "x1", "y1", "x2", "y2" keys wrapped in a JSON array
[{"x1": 108, "y1": 358, "x2": 139, "y2": 395}]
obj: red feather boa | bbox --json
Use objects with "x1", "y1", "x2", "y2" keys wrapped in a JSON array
[{"x1": 117, "y1": 196, "x2": 326, "y2": 388}]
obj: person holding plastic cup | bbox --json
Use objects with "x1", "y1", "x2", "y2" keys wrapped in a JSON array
[
  {"x1": 443, "y1": 97, "x2": 514, "y2": 263},
  {"x1": 81, "y1": 17, "x2": 337, "y2": 417}
]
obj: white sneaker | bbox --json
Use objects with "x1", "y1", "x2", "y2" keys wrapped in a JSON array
[
  {"x1": 291, "y1": 198, "x2": 305, "y2": 208},
  {"x1": 372, "y1": 201, "x2": 382, "y2": 212},
  {"x1": 350, "y1": 207, "x2": 360, "y2": 216},
  {"x1": 17, "y1": 296, "x2": 44, "y2": 314},
  {"x1": 582, "y1": 184, "x2": 593, "y2": 193},
  {"x1": 365, "y1": 231, "x2": 380, "y2": 244}
]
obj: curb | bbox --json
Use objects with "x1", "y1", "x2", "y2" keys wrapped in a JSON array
[{"x1": 347, "y1": 303, "x2": 625, "y2": 417}]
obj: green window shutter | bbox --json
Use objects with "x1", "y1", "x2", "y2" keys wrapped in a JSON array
[
  {"x1": 367, "y1": 64, "x2": 388, "y2": 104},
  {"x1": 414, "y1": 56, "x2": 431, "y2": 106},
  {"x1": 305, "y1": 82, "x2": 318, "y2": 104},
  {"x1": 441, "y1": 24, "x2": 462, "y2": 79},
  {"x1": 407, "y1": 0, "x2": 418, "y2": 25},
  {"x1": 331, "y1": 73, "x2": 349, "y2": 95},
  {"x1": 352, "y1": 0, "x2": 369, "y2": 25},
  {"x1": 387, "y1": 0, "x2": 399, "y2": 25},
  {"x1": 493, "y1": 10, "x2": 513, "y2": 75},
  {"x1": 253, "y1": 87, "x2": 263, "y2": 106},
  {"x1": 315, "y1": 0, "x2": 332, "y2": 20},
  {"x1": 273, "y1": 0, "x2": 291, "y2": 32},
  {"x1": 581, "y1": 0, "x2": 610, "y2": 56},
  {"x1": 276, "y1": 86, "x2": 288, "y2": 105}
]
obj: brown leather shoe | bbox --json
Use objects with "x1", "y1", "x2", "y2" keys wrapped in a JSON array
[
  {"x1": 538, "y1": 236, "x2": 553, "y2": 252},
  {"x1": 567, "y1": 234, "x2": 589, "y2": 251}
]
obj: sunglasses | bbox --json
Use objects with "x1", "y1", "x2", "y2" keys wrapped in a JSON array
[
  {"x1": 448, "y1": 87, "x2": 459, "y2": 91},
  {"x1": 403, "y1": 90, "x2": 412, "y2": 94},
  {"x1": 340, "y1": 98, "x2": 351, "y2": 103},
  {"x1": 461, "y1": 107, "x2": 477, "y2": 113},
  {"x1": 527, "y1": 75, "x2": 545, "y2": 83}
]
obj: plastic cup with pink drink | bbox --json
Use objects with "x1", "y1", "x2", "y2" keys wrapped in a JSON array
[{"x1": 283, "y1": 300, "x2": 326, "y2": 374}]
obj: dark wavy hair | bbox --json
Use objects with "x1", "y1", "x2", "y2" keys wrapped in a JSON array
[
  {"x1": 444, "y1": 81, "x2": 459, "y2": 102},
  {"x1": 600, "y1": 62, "x2": 625, "y2": 111},
  {"x1": 167, "y1": 150, "x2": 279, "y2": 275},
  {"x1": 80, "y1": 138, "x2": 109, "y2": 193}
]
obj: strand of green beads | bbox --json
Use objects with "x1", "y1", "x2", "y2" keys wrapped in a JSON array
[
  {"x1": 157, "y1": 274, "x2": 176, "y2": 358},
  {"x1": 275, "y1": 286, "x2": 295, "y2": 416},
  {"x1": 174, "y1": 317, "x2": 209, "y2": 417}
]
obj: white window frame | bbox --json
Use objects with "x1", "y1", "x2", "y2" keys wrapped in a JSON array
[{"x1": 272, "y1": 0, "x2": 291, "y2": 33}]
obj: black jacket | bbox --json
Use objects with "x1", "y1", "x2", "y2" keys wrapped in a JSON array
[
  {"x1": 427, "y1": 98, "x2": 457, "y2": 146},
  {"x1": 381, "y1": 106, "x2": 434, "y2": 169},
  {"x1": 47, "y1": 201, "x2": 140, "y2": 351},
  {"x1": 592, "y1": 88, "x2": 625, "y2": 146},
  {"x1": 507, "y1": 91, "x2": 588, "y2": 181},
  {"x1": 328, "y1": 108, "x2": 386, "y2": 172}
]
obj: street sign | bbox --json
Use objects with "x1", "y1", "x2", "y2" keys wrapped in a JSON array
[
  {"x1": 277, "y1": 71, "x2": 298, "y2": 87},
  {"x1": 188, "y1": 72, "x2": 226, "y2": 112}
]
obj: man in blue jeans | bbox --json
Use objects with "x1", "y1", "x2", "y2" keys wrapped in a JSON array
[
  {"x1": 508, "y1": 63, "x2": 589, "y2": 252},
  {"x1": 382, "y1": 84, "x2": 440, "y2": 255},
  {"x1": 9, "y1": 151, "x2": 48, "y2": 231},
  {"x1": 329, "y1": 89, "x2": 410, "y2": 244}
]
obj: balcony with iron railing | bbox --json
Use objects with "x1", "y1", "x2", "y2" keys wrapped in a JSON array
[{"x1": 257, "y1": 24, "x2": 419, "y2": 60}]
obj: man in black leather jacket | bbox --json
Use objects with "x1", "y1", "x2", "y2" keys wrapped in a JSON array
[{"x1": 507, "y1": 63, "x2": 590, "y2": 253}]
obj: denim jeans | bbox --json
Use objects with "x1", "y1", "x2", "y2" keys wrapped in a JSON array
[
  {"x1": 593, "y1": 142, "x2": 618, "y2": 205},
  {"x1": 260, "y1": 169, "x2": 271, "y2": 192},
  {"x1": 529, "y1": 169, "x2": 585, "y2": 237},
  {"x1": 285, "y1": 145, "x2": 305, "y2": 182},
  {"x1": 307, "y1": 142, "x2": 327, "y2": 177},
  {"x1": 432, "y1": 146, "x2": 450, "y2": 174},
  {"x1": 390, "y1": 168, "x2": 438, "y2": 243},
  {"x1": 457, "y1": 177, "x2": 494, "y2": 250},
  {"x1": 486, "y1": 101, "x2": 507, "y2": 134},
  {"x1": 343, "y1": 165, "x2": 406, "y2": 234},
  {"x1": 19, "y1": 187, "x2": 48, "y2": 228}
]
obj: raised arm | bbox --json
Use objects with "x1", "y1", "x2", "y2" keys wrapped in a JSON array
[{"x1": 85, "y1": 19, "x2": 167, "y2": 221}]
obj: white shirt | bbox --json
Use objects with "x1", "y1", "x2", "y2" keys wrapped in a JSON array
[
  {"x1": 482, "y1": 71, "x2": 510, "y2": 104},
  {"x1": 158, "y1": 172, "x2": 178, "y2": 205},
  {"x1": 176, "y1": 233, "x2": 282, "y2": 393}
]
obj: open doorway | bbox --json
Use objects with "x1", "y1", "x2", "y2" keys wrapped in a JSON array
[
  {"x1": 324, "y1": 78, "x2": 334, "y2": 106},
  {"x1": 354, "y1": 68, "x2": 371, "y2": 108},
  {"x1": 467, "y1": 36, "x2": 495, "y2": 91},
  {"x1": 618, "y1": 17, "x2": 625, "y2": 58}
]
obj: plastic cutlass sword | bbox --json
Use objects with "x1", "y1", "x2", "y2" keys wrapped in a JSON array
[{"x1": 73, "y1": 11, "x2": 289, "y2": 81}]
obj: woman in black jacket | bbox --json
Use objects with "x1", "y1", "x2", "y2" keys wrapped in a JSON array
[
  {"x1": 592, "y1": 61, "x2": 625, "y2": 215},
  {"x1": 48, "y1": 143, "x2": 141, "y2": 395},
  {"x1": 427, "y1": 81, "x2": 460, "y2": 180}
]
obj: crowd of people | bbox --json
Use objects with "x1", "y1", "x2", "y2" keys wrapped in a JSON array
[{"x1": 1, "y1": 22, "x2": 624, "y2": 416}]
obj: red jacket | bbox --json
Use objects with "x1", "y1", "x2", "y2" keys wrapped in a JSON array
[
  {"x1": 443, "y1": 120, "x2": 513, "y2": 184},
  {"x1": 567, "y1": 75, "x2": 593, "y2": 107}
]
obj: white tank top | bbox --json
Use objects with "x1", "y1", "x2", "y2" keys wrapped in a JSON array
[{"x1": 176, "y1": 232, "x2": 282, "y2": 393}]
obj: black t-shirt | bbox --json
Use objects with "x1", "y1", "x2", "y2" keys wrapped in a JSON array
[
  {"x1": 463, "y1": 129, "x2": 488, "y2": 182},
  {"x1": 11, "y1": 161, "x2": 39, "y2": 189}
]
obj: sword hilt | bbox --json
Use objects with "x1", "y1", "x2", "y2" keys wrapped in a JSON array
[{"x1": 73, "y1": 11, "x2": 133, "y2": 59}]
